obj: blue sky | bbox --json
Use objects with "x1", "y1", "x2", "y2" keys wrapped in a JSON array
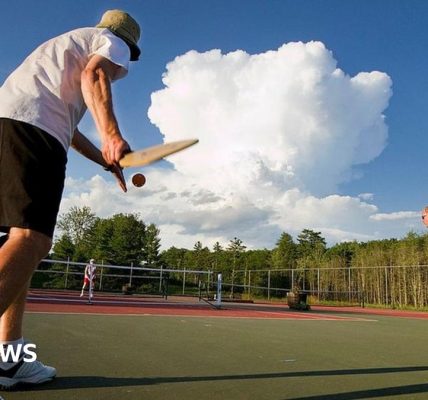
[{"x1": 1, "y1": 0, "x2": 427, "y2": 249}]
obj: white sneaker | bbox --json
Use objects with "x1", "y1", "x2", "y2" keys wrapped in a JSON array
[{"x1": 0, "y1": 359, "x2": 56, "y2": 389}]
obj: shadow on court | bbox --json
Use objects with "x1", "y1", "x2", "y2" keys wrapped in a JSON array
[
  {"x1": 28, "y1": 366, "x2": 428, "y2": 392},
  {"x1": 286, "y1": 383, "x2": 428, "y2": 399}
]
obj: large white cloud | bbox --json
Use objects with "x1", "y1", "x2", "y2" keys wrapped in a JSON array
[
  {"x1": 148, "y1": 42, "x2": 391, "y2": 195},
  {"x1": 60, "y1": 41, "x2": 421, "y2": 249}
]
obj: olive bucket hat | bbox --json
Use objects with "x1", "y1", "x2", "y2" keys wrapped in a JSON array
[{"x1": 96, "y1": 9, "x2": 141, "y2": 61}]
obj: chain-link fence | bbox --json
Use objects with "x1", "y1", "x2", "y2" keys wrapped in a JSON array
[{"x1": 32, "y1": 260, "x2": 428, "y2": 308}]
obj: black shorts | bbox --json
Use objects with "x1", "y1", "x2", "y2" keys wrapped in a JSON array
[{"x1": 0, "y1": 118, "x2": 67, "y2": 238}]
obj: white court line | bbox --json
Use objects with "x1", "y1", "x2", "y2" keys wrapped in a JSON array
[
  {"x1": 26, "y1": 309, "x2": 378, "y2": 322},
  {"x1": 27, "y1": 296, "x2": 199, "y2": 307},
  {"x1": 27, "y1": 295, "x2": 378, "y2": 322}
]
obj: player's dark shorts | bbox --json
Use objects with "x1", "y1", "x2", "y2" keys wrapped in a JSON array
[{"x1": 0, "y1": 118, "x2": 67, "y2": 238}]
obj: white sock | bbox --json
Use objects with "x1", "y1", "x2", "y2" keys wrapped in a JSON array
[{"x1": 0, "y1": 337, "x2": 24, "y2": 370}]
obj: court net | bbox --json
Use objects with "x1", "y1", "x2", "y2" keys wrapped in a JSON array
[{"x1": 31, "y1": 259, "x2": 223, "y2": 307}]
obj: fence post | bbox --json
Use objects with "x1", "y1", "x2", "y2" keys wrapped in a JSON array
[
  {"x1": 267, "y1": 270, "x2": 271, "y2": 300},
  {"x1": 129, "y1": 262, "x2": 133, "y2": 286},
  {"x1": 159, "y1": 264, "x2": 163, "y2": 292},
  {"x1": 317, "y1": 268, "x2": 320, "y2": 303},
  {"x1": 384, "y1": 266, "x2": 388, "y2": 306},
  {"x1": 302, "y1": 269, "x2": 305, "y2": 291},
  {"x1": 291, "y1": 269, "x2": 294, "y2": 291},
  {"x1": 99, "y1": 260, "x2": 104, "y2": 291},
  {"x1": 348, "y1": 267, "x2": 351, "y2": 303},
  {"x1": 182, "y1": 268, "x2": 186, "y2": 295},
  {"x1": 248, "y1": 270, "x2": 251, "y2": 298},
  {"x1": 64, "y1": 257, "x2": 70, "y2": 289}
]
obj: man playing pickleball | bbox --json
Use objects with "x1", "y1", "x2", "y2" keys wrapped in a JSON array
[
  {"x1": 0, "y1": 10, "x2": 141, "y2": 388},
  {"x1": 80, "y1": 259, "x2": 97, "y2": 299}
]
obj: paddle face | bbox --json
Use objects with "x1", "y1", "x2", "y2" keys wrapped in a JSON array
[{"x1": 119, "y1": 139, "x2": 199, "y2": 168}]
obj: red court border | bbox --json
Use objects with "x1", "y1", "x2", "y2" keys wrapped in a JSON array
[{"x1": 25, "y1": 289, "x2": 428, "y2": 321}]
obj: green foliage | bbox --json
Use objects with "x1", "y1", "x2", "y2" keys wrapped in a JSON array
[
  {"x1": 213, "y1": 242, "x2": 223, "y2": 252},
  {"x1": 53, "y1": 208, "x2": 147, "y2": 266},
  {"x1": 51, "y1": 206, "x2": 428, "y2": 308},
  {"x1": 211, "y1": 243, "x2": 230, "y2": 274},
  {"x1": 325, "y1": 241, "x2": 359, "y2": 268},
  {"x1": 190, "y1": 241, "x2": 211, "y2": 270},
  {"x1": 227, "y1": 237, "x2": 247, "y2": 270},
  {"x1": 271, "y1": 232, "x2": 297, "y2": 269},
  {"x1": 160, "y1": 247, "x2": 187, "y2": 269},
  {"x1": 227, "y1": 237, "x2": 247, "y2": 253},
  {"x1": 57, "y1": 206, "x2": 97, "y2": 245},
  {"x1": 52, "y1": 234, "x2": 75, "y2": 260},
  {"x1": 103, "y1": 213, "x2": 146, "y2": 266},
  {"x1": 245, "y1": 249, "x2": 272, "y2": 270},
  {"x1": 144, "y1": 223, "x2": 161, "y2": 266},
  {"x1": 297, "y1": 229, "x2": 326, "y2": 258},
  {"x1": 296, "y1": 229, "x2": 327, "y2": 270}
]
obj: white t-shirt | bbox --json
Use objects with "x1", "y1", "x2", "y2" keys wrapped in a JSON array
[
  {"x1": 85, "y1": 264, "x2": 96, "y2": 280},
  {"x1": 0, "y1": 28, "x2": 130, "y2": 151}
]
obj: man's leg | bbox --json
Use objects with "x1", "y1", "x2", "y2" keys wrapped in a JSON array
[
  {"x1": 0, "y1": 281, "x2": 30, "y2": 342},
  {"x1": 89, "y1": 278, "x2": 93, "y2": 301},
  {"x1": 80, "y1": 282, "x2": 87, "y2": 297},
  {"x1": 0, "y1": 227, "x2": 56, "y2": 389},
  {"x1": 0, "y1": 227, "x2": 51, "y2": 339}
]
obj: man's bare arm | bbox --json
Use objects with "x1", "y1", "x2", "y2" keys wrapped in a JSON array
[
  {"x1": 80, "y1": 55, "x2": 130, "y2": 165},
  {"x1": 71, "y1": 129, "x2": 108, "y2": 168},
  {"x1": 71, "y1": 129, "x2": 127, "y2": 192}
]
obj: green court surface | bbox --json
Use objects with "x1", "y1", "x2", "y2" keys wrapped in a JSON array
[{"x1": 4, "y1": 311, "x2": 428, "y2": 400}]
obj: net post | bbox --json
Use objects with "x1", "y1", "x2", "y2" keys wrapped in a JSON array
[{"x1": 216, "y1": 273, "x2": 222, "y2": 308}]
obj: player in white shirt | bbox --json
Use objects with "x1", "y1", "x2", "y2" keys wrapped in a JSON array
[
  {"x1": 0, "y1": 10, "x2": 141, "y2": 388},
  {"x1": 80, "y1": 259, "x2": 97, "y2": 299}
]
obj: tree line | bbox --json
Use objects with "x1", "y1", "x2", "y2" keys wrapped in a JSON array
[{"x1": 46, "y1": 206, "x2": 428, "y2": 309}]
